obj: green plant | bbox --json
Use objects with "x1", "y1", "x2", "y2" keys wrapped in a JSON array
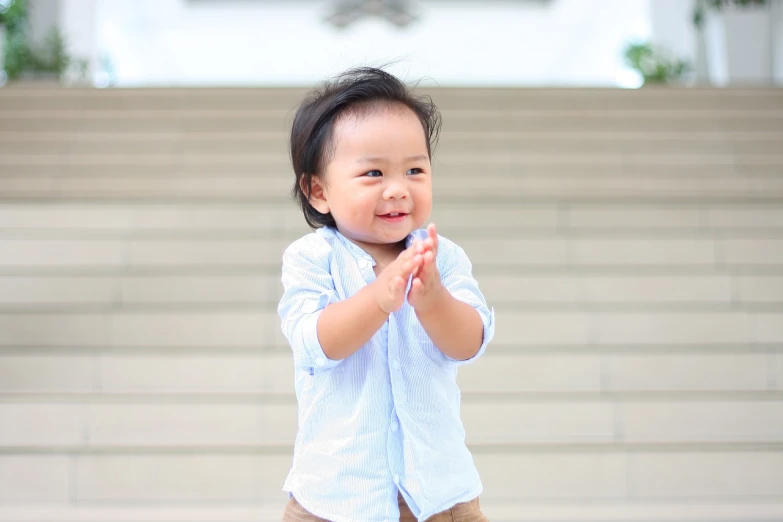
[
  {"x1": 693, "y1": 0, "x2": 767, "y2": 28},
  {"x1": 624, "y1": 42, "x2": 690, "y2": 85},
  {"x1": 5, "y1": 27, "x2": 71, "y2": 79},
  {"x1": 2, "y1": 0, "x2": 79, "y2": 81},
  {"x1": 3, "y1": 27, "x2": 29, "y2": 78},
  {"x1": 0, "y1": 0, "x2": 11, "y2": 26},
  {"x1": 32, "y1": 29, "x2": 69, "y2": 73},
  {"x1": 0, "y1": 0, "x2": 25, "y2": 31}
]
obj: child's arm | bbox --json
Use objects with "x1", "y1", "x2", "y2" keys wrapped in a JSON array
[
  {"x1": 317, "y1": 244, "x2": 421, "y2": 360},
  {"x1": 279, "y1": 235, "x2": 423, "y2": 371},
  {"x1": 415, "y1": 289, "x2": 485, "y2": 361},
  {"x1": 409, "y1": 224, "x2": 495, "y2": 363}
]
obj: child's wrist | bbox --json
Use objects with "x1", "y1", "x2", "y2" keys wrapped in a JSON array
[
  {"x1": 413, "y1": 283, "x2": 447, "y2": 317},
  {"x1": 370, "y1": 280, "x2": 395, "y2": 315}
]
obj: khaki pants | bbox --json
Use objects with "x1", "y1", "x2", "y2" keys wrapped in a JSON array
[{"x1": 282, "y1": 491, "x2": 489, "y2": 521}]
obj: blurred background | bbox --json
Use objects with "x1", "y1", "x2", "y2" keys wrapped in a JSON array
[{"x1": 0, "y1": 1, "x2": 782, "y2": 521}]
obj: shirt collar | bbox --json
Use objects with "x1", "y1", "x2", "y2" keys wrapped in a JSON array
[
  {"x1": 323, "y1": 226, "x2": 428, "y2": 265},
  {"x1": 405, "y1": 228, "x2": 428, "y2": 248}
]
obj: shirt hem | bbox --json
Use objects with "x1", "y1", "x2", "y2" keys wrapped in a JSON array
[
  {"x1": 416, "y1": 482, "x2": 484, "y2": 522},
  {"x1": 283, "y1": 485, "x2": 383, "y2": 522}
]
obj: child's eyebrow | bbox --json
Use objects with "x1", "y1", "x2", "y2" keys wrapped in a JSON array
[{"x1": 355, "y1": 154, "x2": 429, "y2": 164}]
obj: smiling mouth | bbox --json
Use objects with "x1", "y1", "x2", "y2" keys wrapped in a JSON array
[{"x1": 378, "y1": 212, "x2": 409, "y2": 221}]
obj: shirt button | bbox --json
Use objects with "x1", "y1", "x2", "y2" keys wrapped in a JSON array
[
  {"x1": 357, "y1": 258, "x2": 369, "y2": 269},
  {"x1": 315, "y1": 357, "x2": 326, "y2": 367},
  {"x1": 392, "y1": 360, "x2": 401, "y2": 370},
  {"x1": 393, "y1": 474, "x2": 400, "y2": 484},
  {"x1": 390, "y1": 422, "x2": 399, "y2": 432}
]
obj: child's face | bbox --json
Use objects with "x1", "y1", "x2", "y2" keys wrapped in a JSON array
[{"x1": 309, "y1": 105, "x2": 433, "y2": 253}]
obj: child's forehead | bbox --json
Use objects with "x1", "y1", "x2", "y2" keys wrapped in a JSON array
[
  {"x1": 333, "y1": 106, "x2": 425, "y2": 142},
  {"x1": 332, "y1": 119, "x2": 427, "y2": 159},
  {"x1": 335, "y1": 102, "x2": 418, "y2": 128}
]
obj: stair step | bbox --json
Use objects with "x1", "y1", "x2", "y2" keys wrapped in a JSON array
[
  {"x1": 2, "y1": 175, "x2": 783, "y2": 201},
  {"x1": 2, "y1": 236, "x2": 783, "y2": 270},
  {"x1": 0, "y1": 310, "x2": 781, "y2": 348},
  {"x1": 1, "y1": 502, "x2": 782, "y2": 522},
  {"x1": 1, "y1": 86, "x2": 782, "y2": 113},
  {"x1": 0, "y1": 86, "x2": 781, "y2": 515},
  {"x1": 0, "y1": 352, "x2": 775, "y2": 395},
  {"x1": 3, "y1": 203, "x2": 783, "y2": 233},
  {"x1": 1, "y1": 130, "x2": 781, "y2": 154},
  {"x1": 1, "y1": 273, "x2": 773, "y2": 307},
  {"x1": 2, "y1": 115, "x2": 781, "y2": 133},
  {"x1": 0, "y1": 396, "x2": 781, "y2": 447},
  {"x1": 1, "y1": 451, "x2": 781, "y2": 505}
]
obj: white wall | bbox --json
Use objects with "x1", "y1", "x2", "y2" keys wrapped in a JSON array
[
  {"x1": 28, "y1": 0, "x2": 59, "y2": 47},
  {"x1": 648, "y1": 0, "x2": 710, "y2": 82},
  {"x1": 649, "y1": 0, "x2": 696, "y2": 63},
  {"x1": 773, "y1": 0, "x2": 783, "y2": 84},
  {"x1": 93, "y1": 0, "x2": 651, "y2": 87},
  {"x1": 59, "y1": 0, "x2": 99, "y2": 83}
]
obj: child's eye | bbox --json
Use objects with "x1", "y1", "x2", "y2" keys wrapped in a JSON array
[
  {"x1": 364, "y1": 170, "x2": 382, "y2": 178},
  {"x1": 407, "y1": 168, "x2": 423, "y2": 175}
]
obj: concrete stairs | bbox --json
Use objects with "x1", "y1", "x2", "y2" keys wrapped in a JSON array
[{"x1": 0, "y1": 86, "x2": 782, "y2": 521}]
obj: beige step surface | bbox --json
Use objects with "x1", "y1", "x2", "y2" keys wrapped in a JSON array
[
  {"x1": 3, "y1": 273, "x2": 771, "y2": 307},
  {"x1": 2, "y1": 502, "x2": 783, "y2": 522},
  {"x1": 3, "y1": 202, "x2": 783, "y2": 232},
  {"x1": 1, "y1": 310, "x2": 782, "y2": 348},
  {"x1": 1, "y1": 451, "x2": 782, "y2": 502},
  {"x1": 0, "y1": 84, "x2": 781, "y2": 104},
  {"x1": 0, "y1": 351, "x2": 776, "y2": 395},
  {"x1": 1, "y1": 397, "x2": 781, "y2": 447},
  {"x1": 3, "y1": 134, "x2": 783, "y2": 156},
  {"x1": 0, "y1": 130, "x2": 781, "y2": 158},
  {"x1": 4, "y1": 173, "x2": 783, "y2": 201},
  {"x1": 1, "y1": 234, "x2": 783, "y2": 271},
  {"x1": 1, "y1": 86, "x2": 782, "y2": 520},
  {"x1": 2, "y1": 113, "x2": 782, "y2": 133}
]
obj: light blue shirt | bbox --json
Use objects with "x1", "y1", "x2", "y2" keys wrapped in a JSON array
[{"x1": 277, "y1": 226, "x2": 495, "y2": 522}]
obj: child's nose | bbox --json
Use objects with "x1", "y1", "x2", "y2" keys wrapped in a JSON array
[{"x1": 383, "y1": 180, "x2": 408, "y2": 199}]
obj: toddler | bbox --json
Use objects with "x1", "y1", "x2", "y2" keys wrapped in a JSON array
[{"x1": 278, "y1": 67, "x2": 495, "y2": 522}]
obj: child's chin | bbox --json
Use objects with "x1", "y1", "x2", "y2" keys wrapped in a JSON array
[{"x1": 372, "y1": 232, "x2": 409, "y2": 245}]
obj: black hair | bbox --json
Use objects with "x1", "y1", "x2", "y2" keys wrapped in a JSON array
[{"x1": 289, "y1": 67, "x2": 442, "y2": 229}]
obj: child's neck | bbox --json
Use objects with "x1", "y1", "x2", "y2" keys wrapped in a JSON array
[
  {"x1": 333, "y1": 227, "x2": 408, "y2": 272},
  {"x1": 343, "y1": 237, "x2": 405, "y2": 273},
  {"x1": 369, "y1": 240, "x2": 407, "y2": 276}
]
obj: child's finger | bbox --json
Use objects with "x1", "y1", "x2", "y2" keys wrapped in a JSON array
[
  {"x1": 402, "y1": 254, "x2": 422, "y2": 276},
  {"x1": 391, "y1": 275, "x2": 406, "y2": 298},
  {"x1": 398, "y1": 242, "x2": 418, "y2": 261},
  {"x1": 414, "y1": 250, "x2": 434, "y2": 280},
  {"x1": 408, "y1": 277, "x2": 423, "y2": 303},
  {"x1": 428, "y1": 223, "x2": 438, "y2": 253}
]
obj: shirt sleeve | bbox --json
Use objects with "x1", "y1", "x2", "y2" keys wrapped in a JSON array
[
  {"x1": 277, "y1": 234, "x2": 343, "y2": 374},
  {"x1": 437, "y1": 236, "x2": 496, "y2": 366}
]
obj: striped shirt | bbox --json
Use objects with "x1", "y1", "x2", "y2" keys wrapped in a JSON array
[{"x1": 277, "y1": 226, "x2": 495, "y2": 522}]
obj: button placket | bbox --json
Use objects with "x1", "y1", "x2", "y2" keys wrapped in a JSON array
[{"x1": 387, "y1": 313, "x2": 406, "y2": 405}]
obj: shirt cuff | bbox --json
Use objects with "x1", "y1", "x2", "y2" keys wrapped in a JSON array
[
  {"x1": 297, "y1": 294, "x2": 343, "y2": 373},
  {"x1": 446, "y1": 305, "x2": 495, "y2": 366}
]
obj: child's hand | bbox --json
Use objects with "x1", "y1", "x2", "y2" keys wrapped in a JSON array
[
  {"x1": 374, "y1": 244, "x2": 423, "y2": 314},
  {"x1": 408, "y1": 223, "x2": 444, "y2": 313}
]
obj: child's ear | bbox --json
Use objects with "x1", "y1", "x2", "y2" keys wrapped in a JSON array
[{"x1": 302, "y1": 175, "x2": 330, "y2": 215}]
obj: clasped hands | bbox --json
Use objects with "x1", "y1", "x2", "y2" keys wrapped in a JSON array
[{"x1": 375, "y1": 223, "x2": 444, "y2": 315}]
